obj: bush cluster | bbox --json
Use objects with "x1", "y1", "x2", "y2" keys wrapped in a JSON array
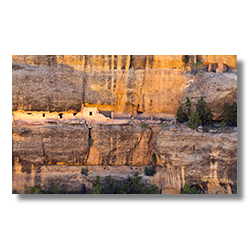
[
  {"x1": 27, "y1": 182, "x2": 64, "y2": 194},
  {"x1": 177, "y1": 97, "x2": 213, "y2": 129},
  {"x1": 92, "y1": 172, "x2": 159, "y2": 194},
  {"x1": 140, "y1": 122, "x2": 148, "y2": 128},
  {"x1": 161, "y1": 121, "x2": 169, "y2": 128},
  {"x1": 27, "y1": 186, "x2": 44, "y2": 194},
  {"x1": 222, "y1": 103, "x2": 237, "y2": 127},
  {"x1": 180, "y1": 183, "x2": 201, "y2": 194},
  {"x1": 88, "y1": 137, "x2": 94, "y2": 146},
  {"x1": 144, "y1": 166, "x2": 156, "y2": 176},
  {"x1": 178, "y1": 97, "x2": 237, "y2": 129},
  {"x1": 81, "y1": 168, "x2": 88, "y2": 176}
]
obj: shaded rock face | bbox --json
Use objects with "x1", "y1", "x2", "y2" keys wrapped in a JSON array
[
  {"x1": 12, "y1": 64, "x2": 83, "y2": 112},
  {"x1": 154, "y1": 130, "x2": 237, "y2": 194},
  {"x1": 87, "y1": 125, "x2": 152, "y2": 166},
  {"x1": 12, "y1": 123, "x2": 89, "y2": 171},
  {"x1": 12, "y1": 165, "x2": 167, "y2": 194},
  {"x1": 181, "y1": 72, "x2": 237, "y2": 120},
  {"x1": 12, "y1": 123, "x2": 152, "y2": 168},
  {"x1": 12, "y1": 122, "x2": 237, "y2": 194}
]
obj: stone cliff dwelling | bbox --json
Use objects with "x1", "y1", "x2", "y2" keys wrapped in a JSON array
[{"x1": 12, "y1": 105, "x2": 114, "y2": 123}]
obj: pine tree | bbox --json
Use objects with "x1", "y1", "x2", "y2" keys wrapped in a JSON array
[
  {"x1": 188, "y1": 110, "x2": 202, "y2": 129},
  {"x1": 177, "y1": 105, "x2": 187, "y2": 123},
  {"x1": 93, "y1": 176, "x2": 102, "y2": 194},
  {"x1": 196, "y1": 96, "x2": 207, "y2": 126},
  {"x1": 185, "y1": 97, "x2": 192, "y2": 117},
  {"x1": 224, "y1": 103, "x2": 237, "y2": 126},
  {"x1": 207, "y1": 109, "x2": 213, "y2": 125},
  {"x1": 101, "y1": 175, "x2": 118, "y2": 194}
]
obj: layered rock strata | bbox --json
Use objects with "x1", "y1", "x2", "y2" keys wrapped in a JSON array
[
  {"x1": 12, "y1": 55, "x2": 237, "y2": 194},
  {"x1": 154, "y1": 128, "x2": 237, "y2": 194},
  {"x1": 12, "y1": 122, "x2": 237, "y2": 194},
  {"x1": 12, "y1": 55, "x2": 237, "y2": 119}
]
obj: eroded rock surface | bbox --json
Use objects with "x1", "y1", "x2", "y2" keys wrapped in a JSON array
[
  {"x1": 87, "y1": 125, "x2": 152, "y2": 166},
  {"x1": 13, "y1": 55, "x2": 237, "y2": 119},
  {"x1": 12, "y1": 121, "x2": 237, "y2": 194},
  {"x1": 154, "y1": 128, "x2": 237, "y2": 194},
  {"x1": 12, "y1": 55, "x2": 237, "y2": 194},
  {"x1": 12, "y1": 122, "x2": 89, "y2": 171},
  {"x1": 181, "y1": 72, "x2": 237, "y2": 120}
]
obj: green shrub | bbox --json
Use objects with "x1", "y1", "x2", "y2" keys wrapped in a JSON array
[
  {"x1": 101, "y1": 175, "x2": 118, "y2": 194},
  {"x1": 81, "y1": 168, "x2": 88, "y2": 176},
  {"x1": 120, "y1": 172, "x2": 158, "y2": 194},
  {"x1": 27, "y1": 186, "x2": 44, "y2": 194},
  {"x1": 207, "y1": 109, "x2": 213, "y2": 125},
  {"x1": 221, "y1": 120, "x2": 225, "y2": 127},
  {"x1": 193, "y1": 61, "x2": 202, "y2": 67},
  {"x1": 187, "y1": 97, "x2": 213, "y2": 129},
  {"x1": 177, "y1": 105, "x2": 187, "y2": 123},
  {"x1": 92, "y1": 172, "x2": 159, "y2": 194},
  {"x1": 180, "y1": 183, "x2": 201, "y2": 194},
  {"x1": 88, "y1": 137, "x2": 94, "y2": 146},
  {"x1": 26, "y1": 182, "x2": 63, "y2": 194},
  {"x1": 177, "y1": 98, "x2": 192, "y2": 123},
  {"x1": 183, "y1": 58, "x2": 189, "y2": 64},
  {"x1": 145, "y1": 166, "x2": 156, "y2": 176},
  {"x1": 196, "y1": 96, "x2": 208, "y2": 126},
  {"x1": 142, "y1": 184, "x2": 159, "y2": 194},
  {"x1": 223, "y1": 103, "x2": 237, "y2": 127},
  {"x1": 188, "y1": 110, "x2": 202, "y2": 129},
  {"x1": 184, "y1": 97, "x2": 192, "y2": 117},
  {"x1": 162, "y1": 121, "x2": 168, "y2": 128},
  {"x1": 92, "y1": 176, "x2": 102, "y2": 194},
  {"x1": 47, "y1": 182, "x2": 62, "y2": 194},
  {"x1": 140, "y1": 122, "x2": 147, "y2": 128}
]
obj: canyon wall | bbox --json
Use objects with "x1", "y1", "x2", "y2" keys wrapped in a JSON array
[
  {"x1": 12, "y1": 121, "x2": 237, "y2": 194},
  {"x1": 12, "y1": 55, "x2": 237, "y2": 194},
  {"x1": 12, "y1": 55, "x2": 237, "y2": 118}
]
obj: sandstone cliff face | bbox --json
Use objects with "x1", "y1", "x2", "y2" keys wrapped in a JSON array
[
  {"x1": 87, "y1": 125, "x2": 152, "y2": 166},
  {"x1": 12, "y1": 122, "x2": 89, "y2": 171},
  {"x1": 13, "y1": 164, "x2": 167, "y2": 194},
  {"x1": 12, "y1": 121, "x2": 237, "y2": 194},
  {"x1": 154, "y1": 128, "x2": 237, "y2": 194},
  {"x1": 13, "y1": 55, "x2": 237, "y2": 119},
  {"x1": 12, "y1": 64, "x2": 83, "y2": 112},
  {"x1": 12, "y1": 122, "x2": 152, "y2": 168},
  {"x1": 12, "y1": 55, "x2": 237, "y2": 194}
]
